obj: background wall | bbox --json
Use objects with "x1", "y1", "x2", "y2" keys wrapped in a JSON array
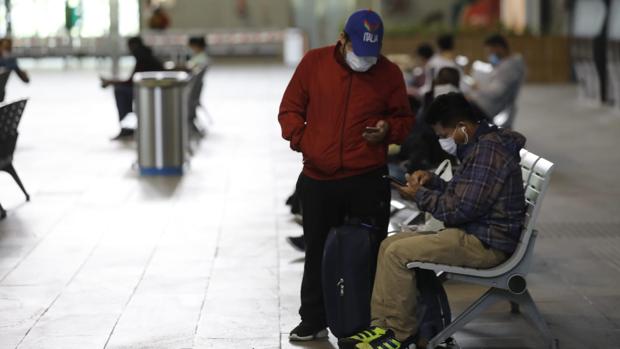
[{"x1": 143, "y1": 0, "x2": 292, "y2": 30}]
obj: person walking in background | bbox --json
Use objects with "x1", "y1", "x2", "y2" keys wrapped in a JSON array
[
  {"x1": 0, "y1": 38, "x2": 30, "y2": 102},
  {"x1": 279, "y1": 9, "x2": 414, "y2": 342},
  {"x1": 101, "y1": 37, "x2": 163, "y2": 140}
]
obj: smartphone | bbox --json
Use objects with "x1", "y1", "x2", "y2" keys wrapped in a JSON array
[
  {"x1": 383, "y1": 175, "x2": 406, "y2": 186},
  {"x1": 364, "y1": 126, "x2": 381, "y2": 133}
]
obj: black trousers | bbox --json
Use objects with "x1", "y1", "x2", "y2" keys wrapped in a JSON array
[
  {"x1": 114, "y1": 84, "x2": 133, "y2": 123},
  {"x1": 296, "y1": 167, "x2": 391, "y2": 327}
]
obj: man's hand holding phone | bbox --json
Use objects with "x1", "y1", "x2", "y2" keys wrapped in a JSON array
[
  {"x1": 409, "y1": 170, "x2": 433, "y2": 186},
  {"x1": 362, "y1": 120, "x2": 389, "y2": 144},
  {"x1": 384, "y1": 174, "x2": 422, "y2": 201}
]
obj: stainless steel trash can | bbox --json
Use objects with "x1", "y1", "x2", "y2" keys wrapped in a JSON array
[{"x1": 134, "y1": 71, "x2": 190, "y2": 175}]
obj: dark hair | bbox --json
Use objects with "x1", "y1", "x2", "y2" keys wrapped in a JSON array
[
  {"x1": 437, "y1": 34, "x2": 454, "y2": 51},
  {"x1": 188, "y1": 36, "x2": 207, "y2": 49},
  {"x1": 424, "y1": 92, "x2": 479, "y2": 127},
  {"x1": 484, "y1": 34, "x2": 509, "y2": 50},
  {"x1": 416, "y1": 43, "x2": 434, "y2": 60},
  {"x1": 434, "y1": 67, "x2": 460, "y2": 87},
  {"x1": 127, "y1": 36, "x2": 154, "y2": 59},
  {"x1": 127, "y1": 36, "x2": 144, "y2": 48}
]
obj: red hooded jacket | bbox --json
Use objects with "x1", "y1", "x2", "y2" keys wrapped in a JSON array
[{"x1": 278, "y1": 44, "x2": 414, "y2": 180}]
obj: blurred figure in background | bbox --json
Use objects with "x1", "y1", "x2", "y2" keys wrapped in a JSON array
[
  {"x1": 148, "y1": 6, "x2": 171, "y2": 30},
  {"x1": 186, "y1": 36, "x2": 210, "y2": 73},
  {"x1": 468, "y1": 34, "x2": 525, "y2": 129},
  {"x1": 426, "y1": 34, "x2": 459, "y2": 80},
  {"x1": 0, "y1": 38, "x2": 30, "y2": 102},
  {"x1": 406, "y1": 43, "x2": 434, "y2": 107},
  {"x1": 390, "y1": 67, "x2": 460, "y2": 182},
  {"x1": 101, "y1": 37, "x2": 163, "y2": 140}
]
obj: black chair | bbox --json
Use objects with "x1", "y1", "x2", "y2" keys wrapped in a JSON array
[
  {"x1": 187, "y1": 65, "x2": 209, "y2": 137},
  {"x1": 0, "y1": 70, "x2": 11, "y2": 103},
  {"x1": 0, "y1": 99, "x2": 30, "y2": 205}
]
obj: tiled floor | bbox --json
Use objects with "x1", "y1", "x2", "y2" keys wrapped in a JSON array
[{"x1": 0, "y1": 64, "x2": 619, "y2": 349}]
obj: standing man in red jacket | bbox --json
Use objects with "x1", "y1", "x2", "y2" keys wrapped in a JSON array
[{"x1": 279, "y1": 9, "x2": 414, "y2": 341}]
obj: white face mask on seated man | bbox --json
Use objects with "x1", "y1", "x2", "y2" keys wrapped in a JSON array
[{"x1": 438, "y1": 126, "x2": 469, "y2": 156}]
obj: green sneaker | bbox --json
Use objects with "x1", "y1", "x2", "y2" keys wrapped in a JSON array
[
  {"x1": 357, "y1": 330, "x2": 402, "y2": 349},
  {"x1": 338, "y1": 327, "x2": 388, "y2": 348}
]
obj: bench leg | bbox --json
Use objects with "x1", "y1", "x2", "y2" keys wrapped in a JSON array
[
  {"x1": 512, "y1": 291, "x2": 558, "y2": 349},
  {"x1": 428, "y1": 288, "x2": 558, "y2": 349},
  {"x1": 428, "y1": 288, "x2": 504, "y2": 349},
  {"x1": 510, "y1": 301, "x2": 520, "y2": 314}
]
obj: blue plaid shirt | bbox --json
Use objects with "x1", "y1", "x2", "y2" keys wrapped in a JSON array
[{"x1": 415, "y1": 123, "x2": 526, "y2": 254}]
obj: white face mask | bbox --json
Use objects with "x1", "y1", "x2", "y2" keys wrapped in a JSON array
[
  {"x1": 346, "y1": 51, "x2": 377, "y2": 72},
  {"x1": 439, "y1": 137, "x2": 457, "y2": 156},
  {"x1": 433, "y1": 84, "x2": 460, "y2": 98},
  {"x1": 439, "y1": 126, "x2": 468, "y2": 156}
]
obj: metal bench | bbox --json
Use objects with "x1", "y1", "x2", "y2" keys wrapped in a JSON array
[{"x1": 406, "y1": 149, "x2": 558, "y2": 349}]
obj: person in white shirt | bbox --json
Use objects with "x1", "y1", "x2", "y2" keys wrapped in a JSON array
[
  {"x1": 186, "y1": 36, "x2": 209, "y2": 73},
  {"x1": 426, "y1": 34, "x2": 459, "y2": 81}
]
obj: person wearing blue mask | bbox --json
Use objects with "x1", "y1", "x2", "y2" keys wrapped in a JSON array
[{"x1": 468, "y1": 34, "x2": 526, "y2": 129}]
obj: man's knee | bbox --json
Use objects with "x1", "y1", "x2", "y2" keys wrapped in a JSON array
[{"x1": 383, "y1": 239, "x2": 418, "y2": 266}]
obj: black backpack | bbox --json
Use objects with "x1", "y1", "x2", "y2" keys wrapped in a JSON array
[{"x1": 413, "y1": 269, "x2": 453, "y2": 346}]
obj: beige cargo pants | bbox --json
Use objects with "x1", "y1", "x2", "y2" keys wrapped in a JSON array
[{"x1": 370, "y1": 228, "x2": 508, "y2": 341}]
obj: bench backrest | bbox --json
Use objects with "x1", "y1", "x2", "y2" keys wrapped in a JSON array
[
  {"x1": 519, "y1": 149, "x2": 554, "y2": 240},
  {"x1": 491, "y1": 148, "x2": 555, "y2": 274}
]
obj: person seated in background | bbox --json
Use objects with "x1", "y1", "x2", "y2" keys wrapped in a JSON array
[
  {"x1": 426, "y1": 34, "x2": 459, "y2": 80},
  {"x1": 0, "y1": 38, "x2": 30, "y2": 102},
  {"x1": 389, "y1": 67, "x2": 460, "y2": 182},
  {"x1": 406, "y1": 43, "x2": 434, "y2": 104},
  {"x1": 186, "y1": 36, "x2": 210, "y2": 73},
  {"x1": 101, "y1": 37, "x2": 163, "y2": 140},
  {"x1": 467, "y1": 34, "x2": 525, "y2": 129},
  {"x1": 340, "y1": 93, "x2": 526, "y2": 349}
]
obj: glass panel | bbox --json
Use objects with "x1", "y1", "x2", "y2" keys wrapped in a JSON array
[
  {"x1": 80, "y1": 0, "x2": 110, "y2": 37},
  {"x1": 572, "y1": 0, "x2": 607, "y2": 38},
  {"x1": 609, "y1": 0, "x2": 620, "y2": 39},
  {"x1": 0, "y1": 3, "x2": 6, "y2": 37},
  {"x1": 12, "y1": 0, "x2": 66, "y2": 38},
  {"x1": 119, "y1": 0, "x2": 139, "y2": 37}
]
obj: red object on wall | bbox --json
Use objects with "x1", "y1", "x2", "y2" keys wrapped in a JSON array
[
  {"x1": 236, "y1": 0, "x2": 248, "y2": 19},
  {"x1": 462, "y1": 0, "x2": 500, "y2": 28}
]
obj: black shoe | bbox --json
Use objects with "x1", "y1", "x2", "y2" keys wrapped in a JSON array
[
  {"x1": 289, "y1": 322, "x2": 328, "y2": 341},
  {"x1": 286, "y1": 235, "x2": 305, "y2": 252},
  {"x1": 111, "y1": 128, "x2": 134, "y2": 140}
]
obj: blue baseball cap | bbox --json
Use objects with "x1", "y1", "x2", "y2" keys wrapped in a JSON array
[{"x1": 343, "y1": 9, "x2": 384, "y2": 58}]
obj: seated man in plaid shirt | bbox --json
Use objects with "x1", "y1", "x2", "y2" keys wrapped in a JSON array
[{"x1": 341, "y1": 93, "x2": 527, "y2": 349}]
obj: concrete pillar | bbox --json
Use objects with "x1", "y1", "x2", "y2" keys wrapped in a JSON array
[{"x1": 109, "y1": 0, "x2": 120, "y2": 77}]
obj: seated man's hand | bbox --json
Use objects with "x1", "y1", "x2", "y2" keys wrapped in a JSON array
[
  {"x1": 392, "y1": 176, "x2": 421, "y2": 201},
  {"x1": 409, "y1": 170, "x2": 433, "y2": 186},
  {"x1": 362, "y1": 120, "x2": 390, "y2": 144}
]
